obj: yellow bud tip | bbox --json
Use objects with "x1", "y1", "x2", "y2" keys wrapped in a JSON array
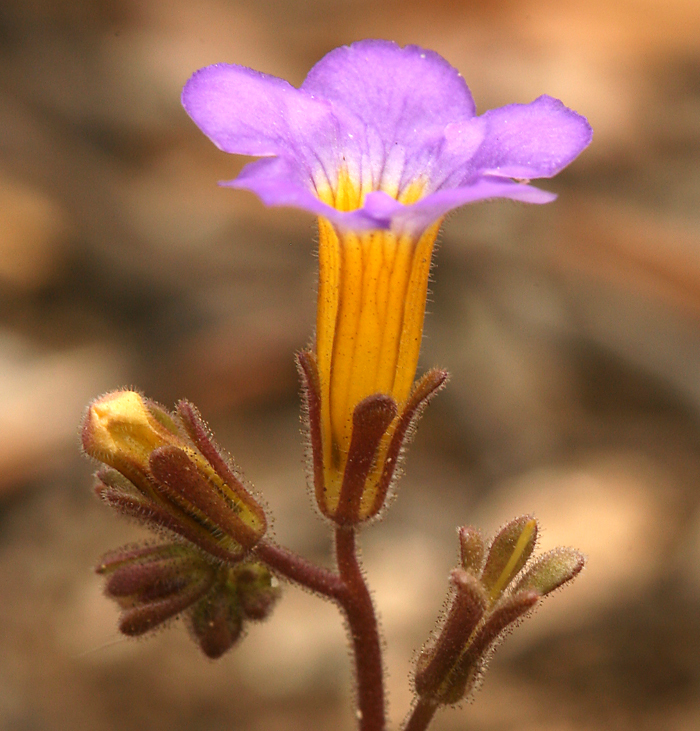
[
  {"x1": 83, "y1": 390, "x2": 169, "y2": 466},
  {"x1": 85, "y1": 391, "x2": 148, "y2": 449},
  {"x1": 92, "y1": 390, "x2": 149, "y2": 427}
]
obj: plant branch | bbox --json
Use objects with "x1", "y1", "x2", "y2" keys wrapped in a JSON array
[
  {"x1": 254, "y1": 530, "x2": 386, "y2": 731},
  {"x1": 254, "y1": 539, "x2": 344, "y2": 598}
]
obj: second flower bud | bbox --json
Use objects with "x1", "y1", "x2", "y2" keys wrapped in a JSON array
[{"x1": 82, "y1": 390, "x2": 267, "y2": 563}]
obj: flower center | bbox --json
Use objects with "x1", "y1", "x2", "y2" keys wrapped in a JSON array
[{"x1": 316, "y1": 164, "x2": 427, "y2": 212}]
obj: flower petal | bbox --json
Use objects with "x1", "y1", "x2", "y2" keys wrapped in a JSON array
[
  {"x1": 182, "y1": 63, "x2": 337, "y2": 159},
  {"x1": 423, "y1": 117, "x2": 487, "y2": 193},
  {"x1": 301, "y1": 40, "x2": 477, "y2": 189},
  {"x1": 470, "y1": 95, "x2": 593, "y2": 180},
  {"x1": 375, "y1": 180, "x2": 557, "y2": 233},
  {"x1": 183, "y1": 45, "x2": 592, "y2": 235},
  {"x1": 225, "y1": 158, "x2": 333, "y2": 216}
]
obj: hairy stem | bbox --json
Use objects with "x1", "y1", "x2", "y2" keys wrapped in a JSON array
[
  {"x1": 335, "y1": 526, "x2": 385, "y2": 731},
  {"x1": 254, "y1": 531, "x2": 385, "y2": 731},
  {"x1": 254, "y1": 539, "x2": 344, "y2": 597},
  {"x1": 402, "y1": 697, "x2": 438, "y2": 731}
]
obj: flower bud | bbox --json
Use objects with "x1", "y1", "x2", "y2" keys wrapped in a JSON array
[
  {"x1": 413, "y1": 516, "x2": 585, "y2": 706},
  {"x1": 414, "y1": 569, "x2": 487, "y2": 699},
  {"x1": 188, "y1": 588, "x2": 244, "y2": 659},
  {"x1": 481, "y1": 515, "x2": 538, "y2": 602},
  {"x1": 513, "y1": 546, "x2": 585, "y2": 595},
  {"x1": 82, "y1": 391, "x2": 176, "y2": 497},
  {"x1": 458, "y1": 526, "x2": 485, "y2": 576},
  {"x1": 188, "y1": 561, "x2": 280, "y2": 659},
  {"x1": 97, "y1": 543, "x2": 217, "y2": 636},
  {"x1": 98, "y1": 544, "x2": 281, "y2": 657},
  {"x1": 234, "y1": 562, "x2": 281, "y2": 621},
  {"x1": 83, "y1": 390, "x2": 267, "y2": 562},
  {"x1": 186, "y1": 560, "x2": 281, "y2": 658}
]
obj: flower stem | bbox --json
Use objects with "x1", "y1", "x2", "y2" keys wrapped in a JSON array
[
  {"x1": 335, "y1": 526, "x2": 385, "y2": 731},
  {"x1": 253, "y1": 539, "x2": 344, "y2": 597},
  {"x1": 402, "y1": 697, "x2": 438, "y2": 731},
  {"x1": 254, "y1": 531, "x2": 385, "y2": 731}
]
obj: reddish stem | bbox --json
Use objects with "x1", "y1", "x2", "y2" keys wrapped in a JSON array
[
  {"x1": 254, "y1": 539, "x2": 344, "y2": 598},
  {"x1": 254, "y1": 531, "x2": 386, "y2": 731},
  {"x1": 402, "y1": 697, "x2": 438, "y2": 731},
  {"x1": 335, "y1": 527, "x2": 385, "y2": 731}
]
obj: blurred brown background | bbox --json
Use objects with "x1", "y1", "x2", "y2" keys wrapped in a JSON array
[{"x1": 1, "y1": 0, "x2": 700, "y2": 729}]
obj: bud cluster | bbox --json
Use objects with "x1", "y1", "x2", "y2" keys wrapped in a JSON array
[
  {"x1": 414, "y1": 516, "x2": 585, "y2": 706},
  {"x1": 97, "y1": 542, "x2": 280, "y2": 658},
  {"x1": 82, "y1": 391, "x2": 267, "y2": 563}
]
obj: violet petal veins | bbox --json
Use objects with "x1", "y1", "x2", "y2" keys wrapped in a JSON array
[{"x1": 182, "y1": 39, "x2": 592, "y2": 234}]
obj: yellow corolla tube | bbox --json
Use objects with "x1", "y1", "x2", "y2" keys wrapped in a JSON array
[{"x1": 310, "y1": 170, "x2": 444, "y2": 523}]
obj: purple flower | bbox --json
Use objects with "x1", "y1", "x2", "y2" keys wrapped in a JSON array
[
  {"x1": 182, "y1": 41, "x2": 592, "y2": 524},
  {"x1": 182, "y1": 39, "x2": 591, "y2": 234}
]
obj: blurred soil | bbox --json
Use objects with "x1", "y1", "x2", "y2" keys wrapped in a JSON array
[{"x1": 1, "y1": 1, "x2": 700, "y2": 730}]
